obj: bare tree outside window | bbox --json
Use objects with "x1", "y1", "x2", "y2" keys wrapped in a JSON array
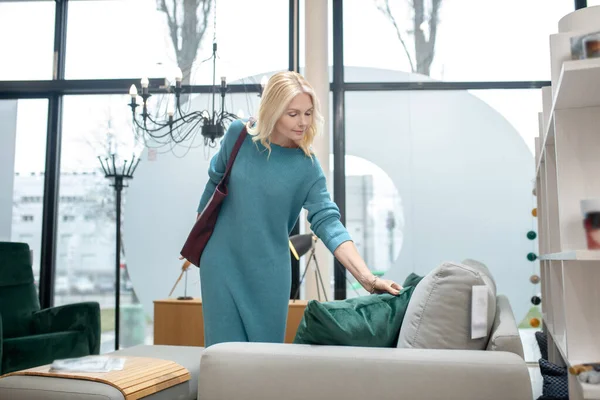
[
  {"x1": 376, "y1": 0, "x2": 443, "y2": 76},
  {"x1": 157, "y1": 0, "x2": 214, "y2": 87}
]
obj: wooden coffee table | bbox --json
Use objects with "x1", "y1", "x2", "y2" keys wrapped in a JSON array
[{"x1": 0, "y1": 346, "x2": 202, "y2": 400}]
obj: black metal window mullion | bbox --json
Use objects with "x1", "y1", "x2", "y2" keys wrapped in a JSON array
[
  {"x1": 340, "y1": 80, "x2": 551, "y2": 91},
  {"x1": 289, "y1": 0, "x2": 301, "y2": 299},
  {"x1": 289, "y1": 0, "x2": 299, "y2": 73},
  {"x1": 332, "y1": 0, "x2": 346, "y2": 300},
  {"x1": 575, "y1": 0, "x2": 587, "y2": 10},
  {"x1": 39, "y1": 0, "x2": 68, "y2": 309},
  {"x1": 0, "y1": 80, "x2": 263, "y2": 99},
  {"x1": 0, "y1": 79, "x2": 554, "y2": 99}
]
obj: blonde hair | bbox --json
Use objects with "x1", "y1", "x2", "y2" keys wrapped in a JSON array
[{"x1": 247, "y1": 71, "x2": 323, "y2": 157}]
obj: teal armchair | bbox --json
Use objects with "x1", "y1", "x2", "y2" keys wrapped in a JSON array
[{"x1": 0, "y1": 242, "x2": 101, "y2": 374}]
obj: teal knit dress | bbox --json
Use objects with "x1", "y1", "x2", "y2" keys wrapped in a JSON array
[{"x1": 197, "y1": 119, "x2": 352, "y2": 347}]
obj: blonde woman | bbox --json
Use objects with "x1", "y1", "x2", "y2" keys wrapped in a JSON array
[{"x1": 196, "y1": 71, "x2": 402, "y2": 347}]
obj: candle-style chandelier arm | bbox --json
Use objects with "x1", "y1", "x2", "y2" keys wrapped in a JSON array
[
  {"x1": 131, "y1": 116, "x2": 174, "y2": 139},
  {"x1": 176, "y1": 116, "x2": 207, "y2": 144},
  {"x1": 144, "y1": 106, "x2": 205, "y2": 130},
  {"x1": 133, "y1": 114, "x2": 204, "y2": 144},
  {"x1": 128, "y1": 74, "x2": 239, "y2": 148},
  {"x1": 220, "y1": 111, "x2": 240, "y2": 121},
  {"x1": 126, "y1": 2, "x2": 255, "y2": 151}
]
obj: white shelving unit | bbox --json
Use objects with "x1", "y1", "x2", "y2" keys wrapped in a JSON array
[{"x1": 536, "y1": 6, "x2": 600, "y2": 400}]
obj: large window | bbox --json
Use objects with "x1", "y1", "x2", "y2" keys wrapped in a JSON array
[
  {"x1": 344, "y1": 88, "x2": 542, "y2": 361},
  {"x1": 0, "y1": 1, "x2": 55, "y2": 80},
  {"x1": 56, "y1": 95, "x2": 145, "y2": 352},
  {"x1": 0, "y1": 99, "x2": 49, "y2": 289},
  {"x1": 66, "y1": 0, "x2": 289, "y2": 84},
  {"x1": 55, "y1": 91, "x2": 262, "y2": 352},
  {"x1": 343, "y1": 0, "x2": 573, "y2": 82}
]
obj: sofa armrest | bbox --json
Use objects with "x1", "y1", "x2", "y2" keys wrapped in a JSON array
[
  {"x1": 198, "y1": 343, "x2": 532, "y2": 400},
  {"x1": 31, "y1": 302, "x2": 100, "y2": 355}
]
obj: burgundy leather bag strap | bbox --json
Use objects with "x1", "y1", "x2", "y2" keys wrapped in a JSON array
[{"x1": 221, "y1": 123, "x2": 248, "y2": 185}]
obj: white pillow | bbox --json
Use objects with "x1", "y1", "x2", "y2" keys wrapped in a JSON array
[{"x1": 397, "y1": 260, "x2": 497, "y2": 350}]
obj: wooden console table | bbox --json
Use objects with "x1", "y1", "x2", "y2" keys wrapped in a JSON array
[{"x1": 153, "y1": 298, "x2": 308, "y2": 346}]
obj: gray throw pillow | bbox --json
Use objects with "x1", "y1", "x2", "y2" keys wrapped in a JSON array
[{"x1": 396, "y1": 260, "x2": 497, "y2": 351}]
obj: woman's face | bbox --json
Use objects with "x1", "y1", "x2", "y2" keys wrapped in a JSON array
[{"x1": 272, "y1": 93, "x2": 313, "y2": 147}]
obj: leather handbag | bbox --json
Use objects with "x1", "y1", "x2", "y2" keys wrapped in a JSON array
[{"x1": 180, "y1": 124, "x2": 248, "y2": 267}]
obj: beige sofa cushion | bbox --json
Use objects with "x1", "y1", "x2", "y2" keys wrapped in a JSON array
[{"x1": 397, "y1": 260, "x2": 497, "y2": 350}]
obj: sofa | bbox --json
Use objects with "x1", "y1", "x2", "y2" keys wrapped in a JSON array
[{"x1": 197, "y1": 259, "x2": 533, "y2": 400}]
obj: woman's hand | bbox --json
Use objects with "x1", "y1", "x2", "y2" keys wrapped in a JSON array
[
  {"x1": 333, "y1": 241, "x2": 403, "y2": 296},
  {"x1": 366, "y1": 276, "x2": 403, "y2": 296}
]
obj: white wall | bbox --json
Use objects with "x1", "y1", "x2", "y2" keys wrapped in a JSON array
[{"x1": 345, "y1": 70, "x2": 535, "y2": 321}]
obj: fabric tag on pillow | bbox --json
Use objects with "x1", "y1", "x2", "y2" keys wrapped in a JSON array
[{"x1": 471, "y1": 285, "x2": 488, "y2": 339}]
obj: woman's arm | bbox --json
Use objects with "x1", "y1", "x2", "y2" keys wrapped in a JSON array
[
  {"x1": 303, "y1": 168, "x2": 402, "y2": 295},
  {"x1": 333, "y1": 241, "x2": 402, "y2": 295}
]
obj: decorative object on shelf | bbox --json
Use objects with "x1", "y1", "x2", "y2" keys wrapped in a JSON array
[
  {"x1": 527, "y1": 230, "x2": 537, "y2": 240},
  {"x1": 584, "y1": 35, "x2": 600, "y2": 59},
  {"x1": 127, "y1": 5, "x2": 239, "y2": 149},
  {"x1": 530, "y1": 317, "x2": 541, "y2": 328},
  {"x1": 168, "y1": 260, "x2": 193, "y2": 301},
  {"x1": 527, "y1": 252, "x2": 537, "y2": 261},
  {"x1": 570, "y1": 31, "x2": 600, "y2": 60},
  {"x1": 570, "y1": 30, "x2": 600, "y2": 60},
  {"x1": 581, "y1": 199, "x2": 600, "y2": 250},
  {"x1": 530, "y1": 274, "x2": 541, "y2": 284},
  {"x1": 531, "y1": 295, "x2": 542, "y2": 306},
  {"x1": 532, "y1": 208, "x2": 537, "y2": 217},
  {"x1": 570, "y1": 362, "x2": 600, "y2": 384},
  {"x1": 98, "y1": 153, "x2": 141, "y2": 351}
]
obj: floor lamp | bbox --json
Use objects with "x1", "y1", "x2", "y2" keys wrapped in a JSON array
[
  {"x1": 98, "y1": 154, "x2": 140, "y2": 351},
  {"x1": 289, "y1": 234, "x2": 328, "y2": 302},
  {"x1": 289, "y1": 234, "x2": 360, "y2": 302}
]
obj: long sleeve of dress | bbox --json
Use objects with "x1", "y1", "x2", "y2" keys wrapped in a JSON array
[
  {"x1": 303, "y1": 173, "x2": 353, "y2": 254},
  {"x1": 197, "y1": 120, "x2": 244, "y2": 213}
]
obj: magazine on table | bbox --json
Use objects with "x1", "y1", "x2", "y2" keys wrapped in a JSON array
[{"x1": 50, "y1": 356, "x2": 126, "y2": 373}]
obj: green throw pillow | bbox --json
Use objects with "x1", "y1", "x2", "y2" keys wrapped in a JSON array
[
  {"x1": 403, "y1": 272, "x2": 424, "y2": 288},
  {"x1": 293, "y1": 274, "x2": 423, "y2": 347}
]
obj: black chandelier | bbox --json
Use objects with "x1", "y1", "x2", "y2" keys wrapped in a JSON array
[{"x1": 127, "y1": 41, "x2": 238, "y2": 148}]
